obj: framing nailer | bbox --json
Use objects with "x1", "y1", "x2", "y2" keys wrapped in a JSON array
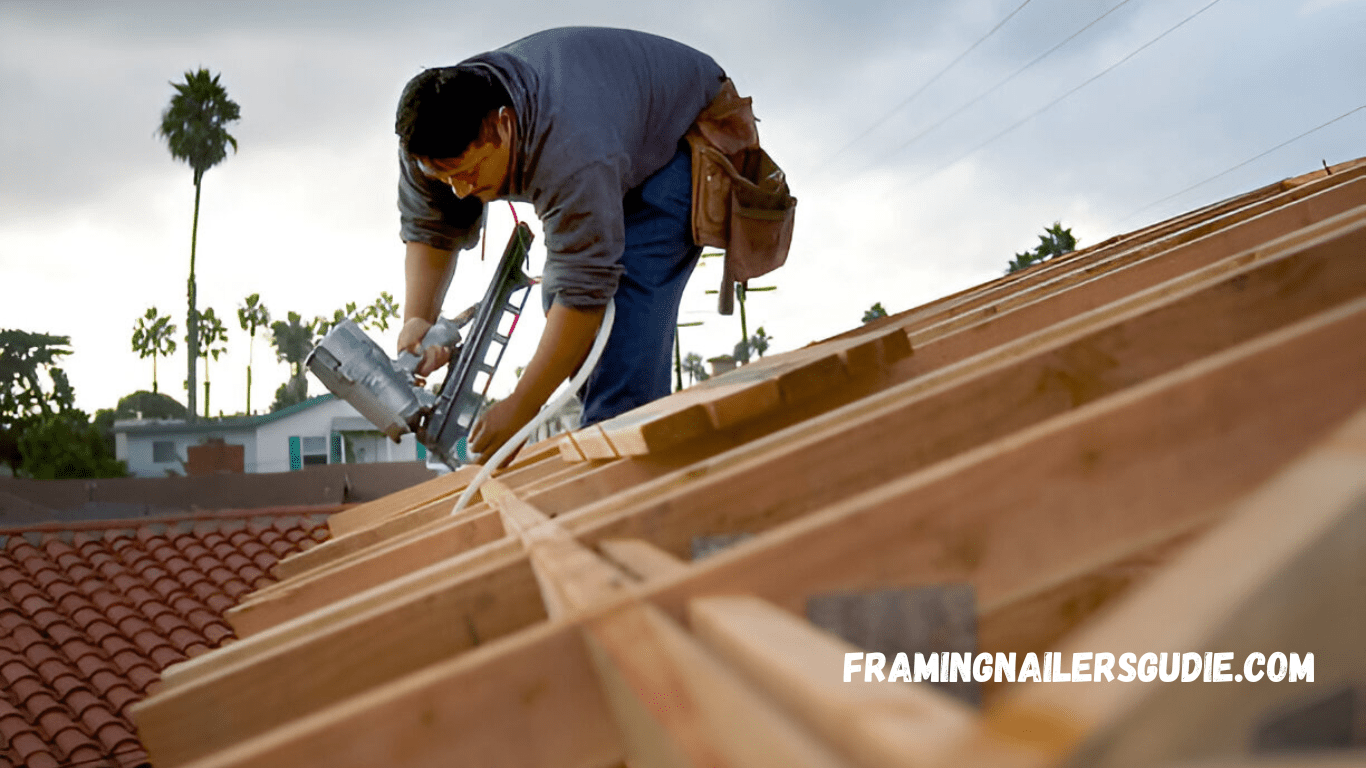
[{"x1": 305, "y1": 224, "x2": 535, "y2": 468}]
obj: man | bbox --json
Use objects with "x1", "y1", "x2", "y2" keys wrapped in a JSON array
[{"x1": 394, "y1": 27, "x2": 727, "y2": 460}]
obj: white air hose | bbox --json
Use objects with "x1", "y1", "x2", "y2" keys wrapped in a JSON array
[{"x1": 450, "y1": 299, "x2": 616, "y2": 515}]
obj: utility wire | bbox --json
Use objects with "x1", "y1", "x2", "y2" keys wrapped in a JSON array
[
  {"x1": 1122, "y1": 103, "x2": 1366, "y2": 222},
  {"x1": 884, "y1": 0, "x2": 1140, "y2": 162},
  {"x1": 909, "y1": 0, "x2": 1226, "y2": 187},
  {"x1": 821, "y1": 0, "x2": 1036, "y2": 168}
]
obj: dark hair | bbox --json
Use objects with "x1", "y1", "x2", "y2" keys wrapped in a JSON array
[{"x1": 395, "y1": 66, "x2": 512, "y2": 159}]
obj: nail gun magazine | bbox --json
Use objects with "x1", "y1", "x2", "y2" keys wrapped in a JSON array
[{"x1": 305, "y1": 223, "x2": 534, "y2": 469}]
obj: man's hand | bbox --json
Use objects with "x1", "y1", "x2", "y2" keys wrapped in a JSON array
[
  {"x1": 402, "y1": 241, "x2": 457, "y2": 378},
  {"x1": 397, "y1": 317, "x2": 451, "y2": 377},
  {"x1": 469, "y1": 394, "x2": 540, "y2": 464}
]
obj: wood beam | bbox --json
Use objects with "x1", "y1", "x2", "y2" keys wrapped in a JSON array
[
  {"x1": 192, "y1": 214, "x2": 1366, "y2": 698},
  {"x1": 481, "y1": 479, "x2": 856, "y2": 768},
  {"x1": 553, "y1": 211, "x2": 1366, "y2": 554},
  {"x1": 943, "y1": 408, "x2": 1366, "y2": 768},
  {"x1": 562, "y1": 325, "x2": 911, "y2": 461},
  {"x1": 157, "y1": 535, "x2": 526, "y2": 690},
  {"x1": 905, "y1": 176, "x2": 1366, "y2": 372},
  {"x1": 271, "y1": 448, "x2": 568, "y2": 581},
  {"x1": 639, "y1": 294, "x2": 1366, "y2": 630},
  {"x1": 164, "y1": 292, "x2": 1366, "y2": 768},
  {"x1": 175, "y1": 617, "x2": 625, "y2": 768},
  {"x1": 690, "y1": 595, "x2": 975, "y2": 768},
  {"x1": 598, "y1": 539, "x2": 689, "y2": 582},
  {"x1": 226, "y1": 503, "x2": 508, "y2": 636},
  {"x1": 975, "y1": 520, "x2": 1215, "y2": 704},
  {"x1": 135, "y1": 548, "x2": 545, "y2": 766},
  {"x1": 321, "y1": 464, "x2": 479, "y2": 538},
  {"x1": 585, "y1": 601, "x2": 855, "y2": 768},
  {"x1": 221, "y1": 459, "x2": 602, "y2": 640}
]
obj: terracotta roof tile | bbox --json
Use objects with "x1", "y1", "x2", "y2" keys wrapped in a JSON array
[
  {"x1": 103, "y1": 685, "x2": 140, "y2": 716},
  {"x1": 125, "y1": 665, "x2": 161, "y2": 692},
  {"x1": 203, "y1": 592, "x2": 235, "y2": 613},
  {"x1": 9, "y1": 732, "x2": 60, "y2": 768},
  {"x1": 10, "y1": 676, "x2": 45, "y2": 707},
  {"x1": 34, "y1": 659, "x2": 70, "y2": 686},
  {"x1": 0, "y1": 507, "x2": 336, "y2": 767},
  {"x1": 68, "y1": 699, "x2": 104, "y2": 729}
]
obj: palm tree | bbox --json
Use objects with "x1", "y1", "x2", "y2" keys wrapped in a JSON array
[
  {"x1": 196, "y1": 307, "x2": 229, "y2": 417},
  {"x1": 130, "y1": 307, "x2": 178, "y2": 394},
  {"x1": 237, "y1": 293, "x2": 271, "y2": 414},
  {"x1": 158, "y1": 68, "x2": 241, "y2": 420},
  {"x1": 270, "y1": 312, "x2": 316, "y2": 411}
]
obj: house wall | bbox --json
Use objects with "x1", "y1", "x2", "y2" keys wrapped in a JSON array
[
  {"x1": 254, "y1": 399, "x2": 422, "y2": 474},
  {"x1": 117, "y1": 398, "x2": 425, "y2": 477},
  {"x1": 119, "y1": 424, "x2": 256, "y2": 479}
]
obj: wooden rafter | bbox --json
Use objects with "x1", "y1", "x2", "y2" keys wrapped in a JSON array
[{"x1": 132, "y1": 160, "x2": 1366, "y2": 768}]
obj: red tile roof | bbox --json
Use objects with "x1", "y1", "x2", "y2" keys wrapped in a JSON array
[{"x1": 0, "y1": 508, "x2": 340, "y2": 768}]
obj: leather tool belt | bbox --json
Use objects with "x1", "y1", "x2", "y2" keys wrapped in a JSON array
[{"x1": 686, "y1": 79, "x2": 797, "y2": 314}]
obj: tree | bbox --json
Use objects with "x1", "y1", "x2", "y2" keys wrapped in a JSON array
[
  {"x1": 158, "y1": 68, "x2": 241, "y2": 420},
  {"x1": 681, "y1": 353, "x2": 709, "y2": 386},
  {"x1": 862, "y1": 302, "x2": 888, "y2": 324},
  {"x1": 749, "y1": 327, "x2": 771, "y2": 358},
  {"x1": 733, "y1": 338, "x2": 751, "y2": 365},
  {"x1": 270, "y1": 311, "x2": 315, "y2": 411},
  {"x1": 130, "y1": 306, "x2": 177, "y2": 394},
  {"x1": 1006, "y1": 222, "x2": 1077, "y2": 274},
  {"x1": 314, "y1": 302, "x2": 362, "y2": 339},
  {"x1": 93, "y1": 390, "x2": 189, "y2": 457},
  {"x1": 196, "y1": 307, "x2": 229, "y2": 417},
  {"x1": 1, "y1": 329, "x2": 124, "y2": 478},
  {"x1": 237, "y1": 293, "x2": 271, "y2": 414},
  {"x1": 19, "y1": 410, "x2": 126, "y2": 480},
  {"x1": 1, "y1": 330, "x2": 75, "y2": 470},
  {"x1": 111, "y1": 390, "x2": 188, "y2": 420},
  {"x1": 733, "y1": 327, "x2": 772, "y2": 366},
  {"x1": 363, "y1": 291, "x2": 400, "y2": 332},
  {"x1": 314, "y1": 293, "x2": 402, "y2": 338}
]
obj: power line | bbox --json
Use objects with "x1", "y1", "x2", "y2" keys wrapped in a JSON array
[
  {"x1": 909, "y1": 0, "x2": 1227, "y2": 187},
  {"x1": 820, "y1": 0, "x2": 1036, "y2": 169},
  {"x1": 884, "y1": 0, "x2": 1140, "y2": 162},
  {"x1": 1122, "y1": 103, "x2": 1366, "y2": 222}
]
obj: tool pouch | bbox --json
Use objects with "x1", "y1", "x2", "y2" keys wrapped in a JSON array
[{"x1": 687, "y1": 79, "x2": 797, "y2": 314}]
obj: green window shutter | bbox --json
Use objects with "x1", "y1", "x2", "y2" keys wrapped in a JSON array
[
  {"x1": 330, "y1": 432, "x2": 342, "y2": 464},
  {"x1": 416, "y1": 442, "x2": 427, "y2": 461},
  {"x1": 288, "y1": 436, "x2": 302, "y2": 471}
]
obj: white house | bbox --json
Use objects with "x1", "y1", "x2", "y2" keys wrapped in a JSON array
[{"x1": 112, "y1": 395, "x2": 429, "y2": 478}]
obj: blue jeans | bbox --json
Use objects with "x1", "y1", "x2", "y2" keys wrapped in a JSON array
[{"x1": 580, "y1": 148, "x2": 701, "y2": 426}]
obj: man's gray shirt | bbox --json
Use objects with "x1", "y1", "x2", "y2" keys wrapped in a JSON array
[{"x1": 398, "y1": 27, "x2": 726, "y2": 309}]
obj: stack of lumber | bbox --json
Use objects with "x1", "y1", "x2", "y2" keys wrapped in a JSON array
[{"x1": 132, "y1": 158, "x2": 1366, "y2": 767}]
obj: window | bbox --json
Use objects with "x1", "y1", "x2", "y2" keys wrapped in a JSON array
[
  {"x1": 152, "y1": 441, "x2": 177, "y2": 463},
  {"x1": 301, "y1": 435, "x2": 329, "y2": 466},
  {"x1": 289, "y1": 435, "x2": 332, "y2": 471}
]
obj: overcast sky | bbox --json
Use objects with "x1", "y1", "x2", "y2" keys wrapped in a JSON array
[{"x1": 2, "y1": 0, "x2": 1362, "y2": 417}]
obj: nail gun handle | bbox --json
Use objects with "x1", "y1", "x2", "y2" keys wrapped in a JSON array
[{"x1": 396, "y1": 316, "x2": 463, "y2": 374}]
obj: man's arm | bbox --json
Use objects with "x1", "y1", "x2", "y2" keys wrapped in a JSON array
[
  {"x1": 468, "y1": 301, "x2": 607, "y2": 461},
  {"x1": 399, "y1": 240, "x2": 457, "y2": 375}
]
